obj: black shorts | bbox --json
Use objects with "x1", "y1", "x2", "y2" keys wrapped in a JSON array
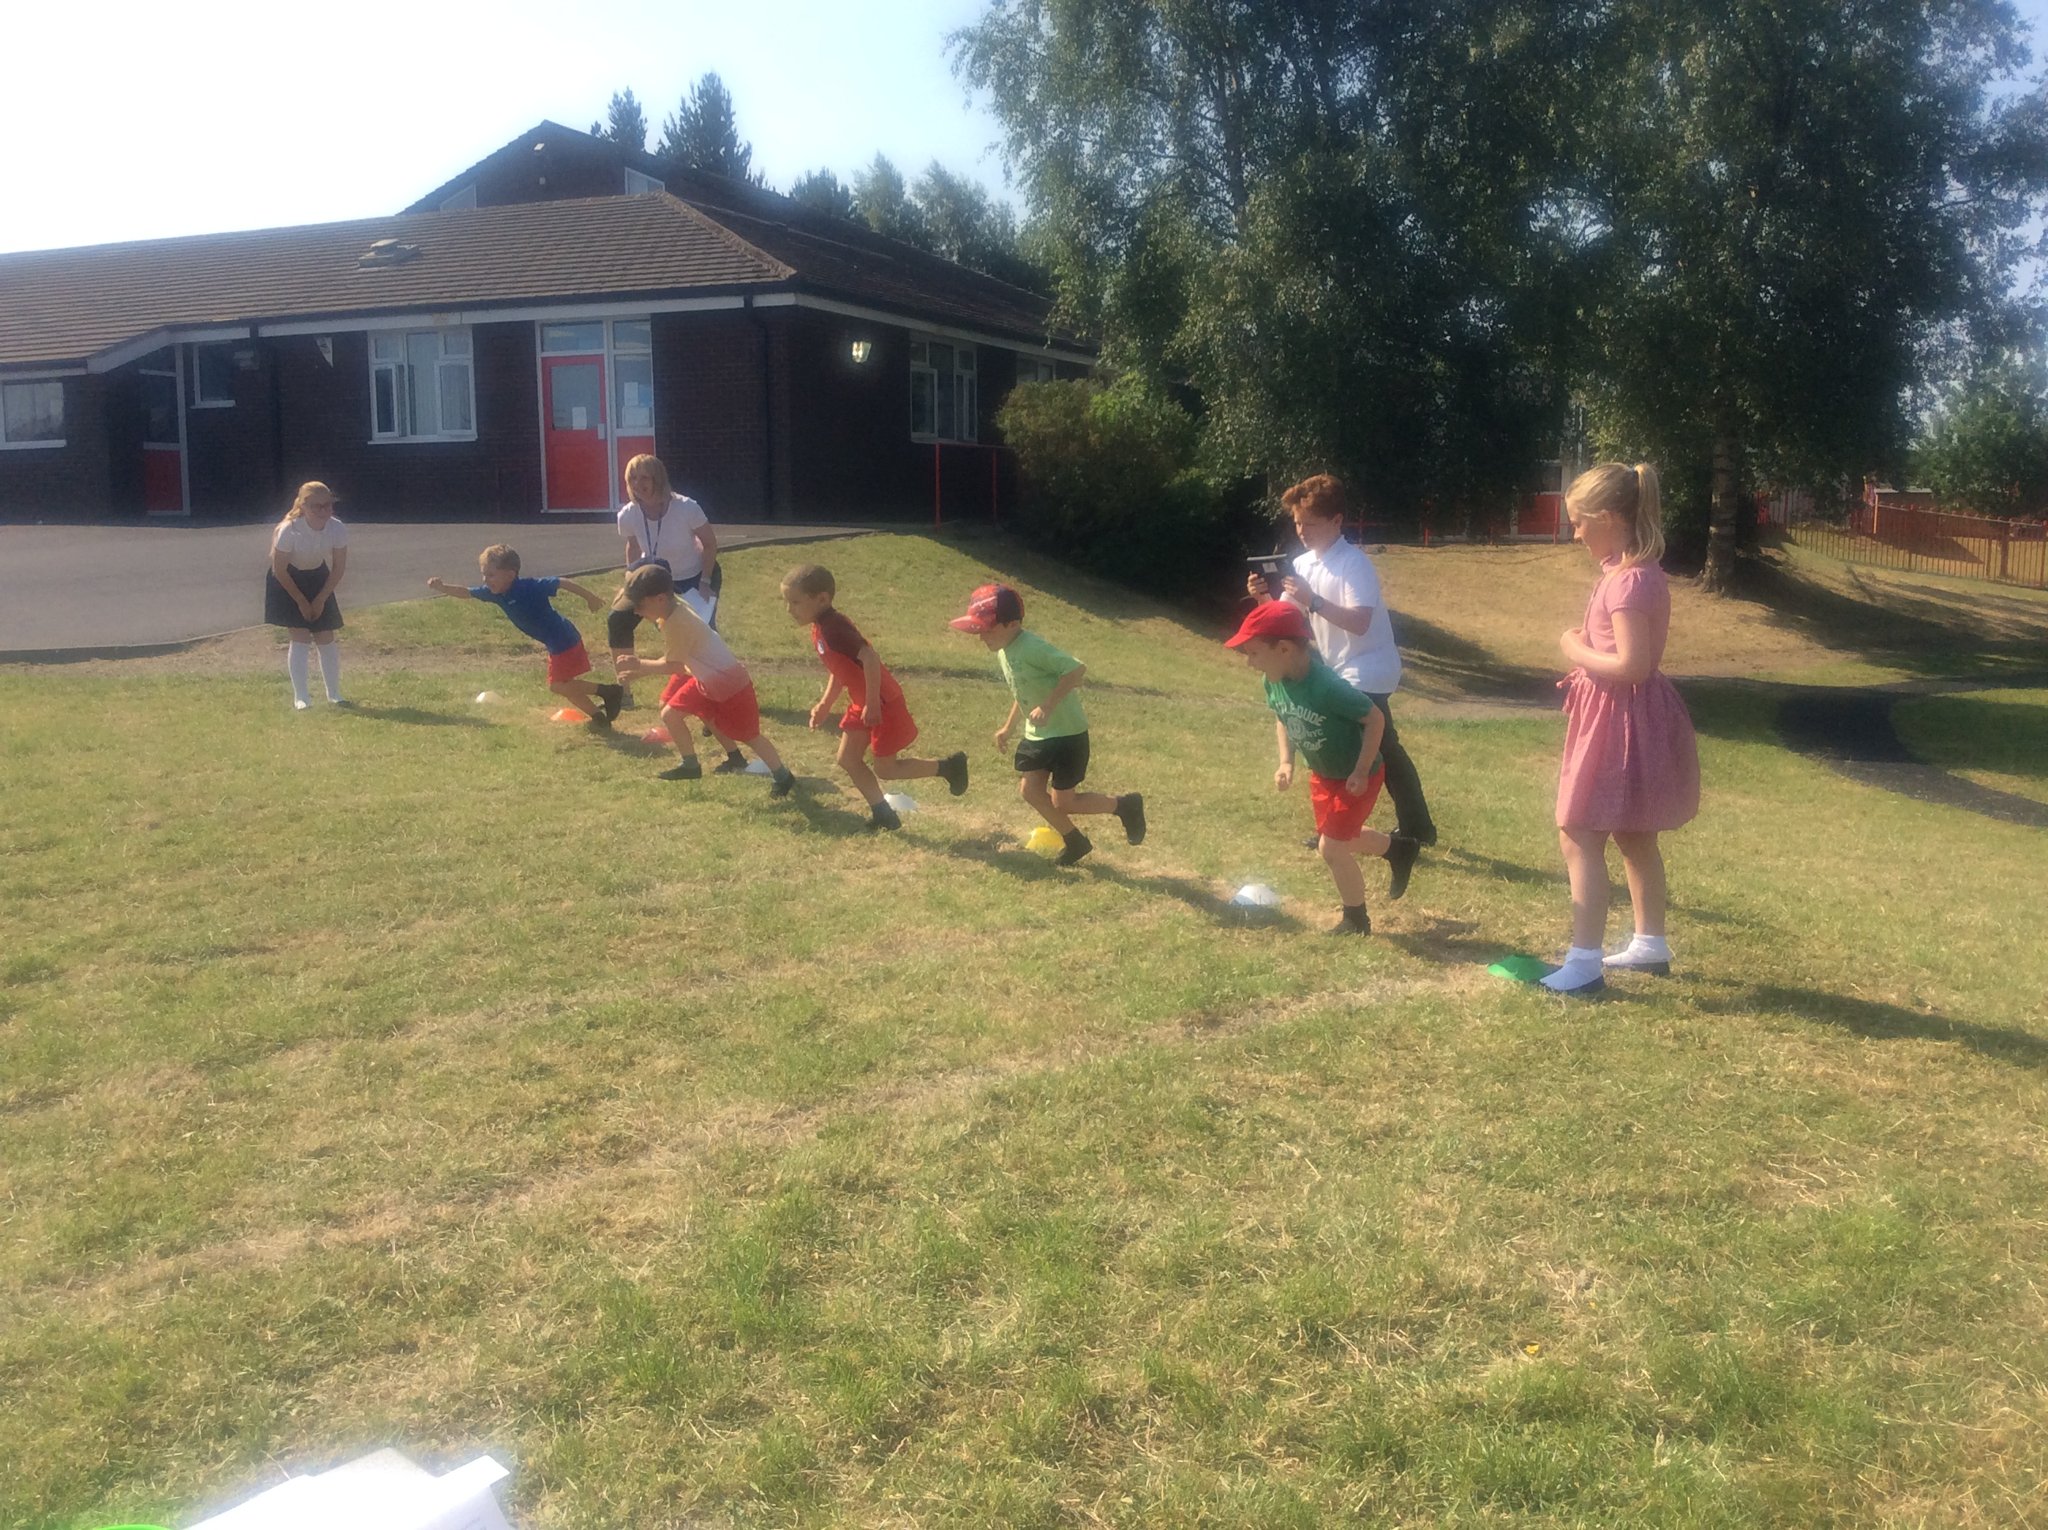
[
  {"x1": 264, "y1": 566, "x2": 343, "y2": 632},
  {"x1": 1014, "y1": 730, "x2": 1089, "y2": 790}
]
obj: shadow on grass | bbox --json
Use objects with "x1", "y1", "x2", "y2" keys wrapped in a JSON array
[
  {"x1": 1431, "y1": 845, "x2": 1743, "y2": 928},
  {"x1": 1742, "y1": 552, "x2": 2048, "y2": 675},
  {"x1": 341, "y1": 703, "x2": 493, "y2": 728},
  {"x1": 1391, "y1": 610, "x2": 1556, "y2": 704},
  {"x1": 928, "y1": 831, "x2": 1306, "y2": 930},
  {"x1": 1696, "y1": 981, "x2": 2048, "y2": 1069}
]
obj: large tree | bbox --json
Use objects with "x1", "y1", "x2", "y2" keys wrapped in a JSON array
[
  {"x1": 657, "y1": 72, "x2": 761, "y2": 185},
  {"x1": 788, "y1": 168, "x2": 857, "y2": 220},
  {"x1": 590, "y1": 89, "x2": 649, "y2": 153},
  {"x1": 1916, "y1": 357, "x2": 2048, "y2": 518},
  {"x1": 1570, "y1": 0, "x2": 2048, "y2": 587}
]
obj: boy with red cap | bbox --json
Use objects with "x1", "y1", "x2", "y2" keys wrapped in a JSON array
[
  {"x1": 781, "y1": 562, "x2": 969, "y2": 830},
  {"x1": 1227, "y1": 599, "x2": 1420, "y2": 933},
  {"x1": 950, "y1": 583, "x2": 1146, "y2": 865}
]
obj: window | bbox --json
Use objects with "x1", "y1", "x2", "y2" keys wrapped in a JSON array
[
  {"x1": 910, "y1": 336, "x2": 977, "y2": 442},
  {"x1": 623, "y1": 168, "x2": 665, "y2": 195},
  {"x1": 1017, "y1": 355, "x2": 1058, "y2": 386},
  {"x1": 0, "y1": 380, "x2": 64, "y2": 447},
  {"x1": 440, "y1": 184, "x2": 478, "y2": 212},
  {"x1": 193, "y1": 344, "x2": 237, "y2": 406},
  {"x1": 541, "y1": 322, "x2": 605, "y2": 354},
  {"x1": 370, "y1": 328, "x2": 476, "y2": 440},
  {"x1": 612, "y1": 320, "x2": 654, "y2": 434}
]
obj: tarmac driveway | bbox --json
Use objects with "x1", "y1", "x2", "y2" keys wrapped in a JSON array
[{"x1": 0, "y1": 520, "x2": 863, "y2": 658}]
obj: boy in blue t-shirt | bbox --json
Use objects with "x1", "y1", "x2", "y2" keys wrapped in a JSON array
[{"x1": 426, "y1": 544, "x2": 623, "y2": 724}]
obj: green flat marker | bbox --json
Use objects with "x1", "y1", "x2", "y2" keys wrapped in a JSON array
[{"x1": 1487, "y1": 953, "x2": 1556, "y2": 984}]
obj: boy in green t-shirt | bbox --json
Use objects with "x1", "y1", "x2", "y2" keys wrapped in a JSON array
[
  {"x1": 951, "y1": 583, "x2": 1146, "y2": 865},
  {"x1": 1227, "y1": 599, "x2": 1420, "y2": 933}
]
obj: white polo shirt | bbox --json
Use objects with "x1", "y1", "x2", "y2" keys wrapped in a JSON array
[
  {"x1": 271, "y1": 515, "x2": 349, "y2": 570},
  {"x1": 617, "y1": 493, "x2": 708, "y2": 583},
  {"x1": 1291, "y1": 536, "x2": 1402, "y2": 695}
]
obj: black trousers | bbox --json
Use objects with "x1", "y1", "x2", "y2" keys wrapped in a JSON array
[{"x1": 1367, "y1": 692, "x2": 1436, "y2": 841}]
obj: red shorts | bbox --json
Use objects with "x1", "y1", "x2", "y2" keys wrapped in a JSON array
[
  {"x1": 662, "y1": 674, "x2": 761, "y2": 741},
  {"x1": 546, "y1": 641, "x2": 592, "y2": 684},
  {"x1": 841, "y1": 701, "x2": 918, "y2": 759},
  {"x1": 1310, "y1": 766, "x2": 1385, "y2": 842}
]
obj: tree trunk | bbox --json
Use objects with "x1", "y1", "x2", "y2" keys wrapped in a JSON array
[{"x1": 1700, "y1": 429, "x2": 1741, "y2": 593}]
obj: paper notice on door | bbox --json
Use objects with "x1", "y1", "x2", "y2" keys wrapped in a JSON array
[{"x1": 571, "y1": 406, "x2": 588, "y2": 430}]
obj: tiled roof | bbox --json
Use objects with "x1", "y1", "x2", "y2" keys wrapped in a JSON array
[{"x1": 0, "y1": 196, "x2": 790, "y2": 369}]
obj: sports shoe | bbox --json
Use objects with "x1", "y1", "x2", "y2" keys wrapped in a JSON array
[
  {"x1": 870, "y1": 800, "x2": 903, "y2": 832},
  {"x1": 1384, "y1": 834, "x2": 1420, "y2": 901},
  {"x1": 1114, "y1": 792, "x2": 1147, "y2": 845},
  {"x1": 937, "y1": 751, "x2": 970, "y2": 796},
  {"x1": 657, "y1": 758, "x2": 702, "y2": 781},
  {"x1": 1330, "y1": 907, "x2": 1372, "y2": 936},
  {"x1": 712, "y1": 751, "x2": 750, "y2": 774},
  {"x1": 1056, "y1": 829, "x2": 1094, "y2": 866},
  {"x1": 769, "y1": 767, "x2": 796, "y2": 799},
  {"x1": 596, "y1": 683, "x2": 625, "y2": 723}
]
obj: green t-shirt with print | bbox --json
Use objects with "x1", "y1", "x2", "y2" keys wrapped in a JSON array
[
  {"x1": 1265, "y1": 656, "x2": 1382, "y2": 779},
  {"x1": 997, "y1": 629, "x2": 1088, "y2": 739}
]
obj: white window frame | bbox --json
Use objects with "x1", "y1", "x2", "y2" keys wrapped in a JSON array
[
  {"x1": 0, "y1": 378, "x2": 66, "y2": 450},
  {"x1": 909, "y1": 335, "x2": 977, "y2": 444},
  {"x1": 1016, "y1": 355, "x2": 1058, "y2": 386},
  {"x1": 368, "y1": 327, "x2": 478, "y2": 444},
  {"x1": 191, "y1": 342, "x2": 237, "y2": 408},
  {"x1": 623, "y1": 168, "x2": 665, "y2": 195}
]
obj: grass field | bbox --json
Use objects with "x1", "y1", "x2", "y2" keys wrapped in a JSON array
[{"x1": 4, "y1": 533, "x2": 2046, "y2": 1529}]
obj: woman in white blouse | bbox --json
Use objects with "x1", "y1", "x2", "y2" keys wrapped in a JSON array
[{"x1": 264, "y1": 480, "x2": 350, "y2": 709}]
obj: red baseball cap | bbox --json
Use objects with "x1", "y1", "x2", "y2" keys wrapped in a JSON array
[
  {"x1": 949, "y1": 582, "x2": 1024, "y2": 632},
  {"x1": 1224, "y1": 599, "x2": 1312, "y2": 648}
]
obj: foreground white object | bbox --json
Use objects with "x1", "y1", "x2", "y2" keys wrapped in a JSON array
[
  {"x1": 188, "y1": 1449, "x2": 512, "y2": 1530},
  {"x1": 882, "y1": 792, "x2": 919, "y2": 814},
  {"x1": 745, "y1": 758, "x2": 773, "y2": 776},
  {"x1": 1230, "y1": 883, "x2": 1284, "y2": 908},
  {"x1": 473, "y1": 691, "x2": 504, "y2": 705}
]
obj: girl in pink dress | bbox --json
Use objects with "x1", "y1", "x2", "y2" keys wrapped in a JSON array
[{"x1": 1541, "y1": 462, "x2": 1700, "y2": 995}]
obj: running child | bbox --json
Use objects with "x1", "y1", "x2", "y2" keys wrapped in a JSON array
[
  {"x1": 949, "y1": 583, "x2": 1144, "y2": 866},
  {"x1": 425, "y1": 545, "x2": 621, "y2": 724},
  {"x1": 781, "y1": 563, "x2": 968, "y2": 831},
  {"x1": 1226, "y1": 600, "x2": 1419, "y2": 935},
  {"x1": 1541, "y1": 462, "x2": 1700, "y2": 996},
  {"x1": 615, "y1": 562, "x2": 795, "y2": 794}
]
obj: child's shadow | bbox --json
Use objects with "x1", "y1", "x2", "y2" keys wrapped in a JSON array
[
  {"x1": 779, "y1": 780, "x2": 874, "y2": 837},
  {"x1": 932, "y1": 833, "x2": 1306, "y2": 931},
  {"x1": 342, "y1": 703, "x2": 491, "y2": 728},
  {"x1": 1385, "y1": 914, "x2": 1500, "y2": 964}
]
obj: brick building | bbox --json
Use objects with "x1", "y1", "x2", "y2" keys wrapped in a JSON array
[{"x1": 0, "y1": 123, "x2": 1090, "y2": 522}]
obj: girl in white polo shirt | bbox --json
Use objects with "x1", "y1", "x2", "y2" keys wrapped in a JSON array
[{"x1": 264, "y1": 480, "x2": 349, "y2": 709}]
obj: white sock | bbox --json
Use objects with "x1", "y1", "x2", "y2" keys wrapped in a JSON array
[
  {"x1": 1541, "y1": 946, "x2": 1605, "y2": 992},
  {"x1": 287, "y1": 642, "x2": 311, "y2": 707},
  {"x1": 317, "y1": 642, "x2": 343, "y2": 702},
  {"x1": 1606, "y1": 933, "x2": 1671, "y2": 965}
]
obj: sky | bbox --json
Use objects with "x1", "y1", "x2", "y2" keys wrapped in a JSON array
[
  {"x1": 2, "y1": 0, "x2": 2046, "y2": 258},
  {"x1": 0, "y1": 0, "x2": 1011, "y2": 255}
]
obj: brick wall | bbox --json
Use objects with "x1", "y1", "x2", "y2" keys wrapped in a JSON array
[{"x1": 0, "y1": 372, "x2": 113, "y2": 518}]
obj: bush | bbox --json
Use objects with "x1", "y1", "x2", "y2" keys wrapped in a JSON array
[{"x1": 997, "y1": 379, "x2": 1246, "y2": 593}]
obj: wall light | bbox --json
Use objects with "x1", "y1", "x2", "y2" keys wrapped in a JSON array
[{"x1": 849, "y1": 339, "x2": 873, "y2": 365}]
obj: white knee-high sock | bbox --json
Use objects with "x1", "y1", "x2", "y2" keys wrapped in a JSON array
[
  {"x1": 287, "y1": 642, "x2": 311, "y2": 707},
  {"x1": 317, "y1": 642, "x2": 342, "y2": 702}
]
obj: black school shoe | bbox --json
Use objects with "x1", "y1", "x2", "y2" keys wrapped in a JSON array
[
  {"x1": 1330, "y1": 905, "x2": 1372, "y2": 936},
  {"x1": 1114, "y1": 793, "x2": 1147, "y2": 845},
  {"x1": 658, "y1": 757, "x2": 702, "y2": 781},
  {"x1": 1384, "y1": 834, "x2": 1420, "y2": 900},
  {"x1": 712, "y1": 750, "x2": 750, "y2": 774},
  {"x1": 596, "y1": 683, "x2": 625, "y2": 723},
  {"x1": 769, "y1": 767, "x2": 797, "y2": 799},
  {"x1": 870, "y1": 799, "x2": 903, "y2": 832},
  {"x1": 1057, "y1": 829, "x2": 1094, "y2": 866},
  {"x1": 937, "y1": 751, "x2": 970, "y2": 796}
]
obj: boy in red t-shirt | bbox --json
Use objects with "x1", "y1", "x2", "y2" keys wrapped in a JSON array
[{"x1": 781, "y1": 563, "x2": 968, "y2": 830}]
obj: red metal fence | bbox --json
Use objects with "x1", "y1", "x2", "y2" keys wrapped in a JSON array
[{"x1": 1790, "y1": 501, "x2": 2048, "y2": 590}]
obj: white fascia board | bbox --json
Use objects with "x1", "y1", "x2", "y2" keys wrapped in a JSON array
[
  {"x1": 778, "y1": 292, "x2": 1095, "y2": 367},
  {"x1": 88, "y1": 325, "x2": 253, "y2": 374},
  {"x1": 254, "y1": 294, "x2": 748, "y2": 339},
  {"x1": 0, "y1": 364, "x2": 89, "y2": 379}
]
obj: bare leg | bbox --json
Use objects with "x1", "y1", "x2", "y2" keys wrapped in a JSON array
[
  {"x1": 1559, "y1": 827, "x2": 1612, "y2": 951},
  {"x1": 1020, "y1": 772, "x2": 1073, "y2": 833},
  {"x1": 1612, "y1": 830, "x2": 1668, "y2": 939},
  {"x1": 660, "y1": 706, "x2": 702, "y2": 759},
  {"x1": 550, "y1": 676, "x2": 605, "y2": 720},
  {"x1": 1048, "y1": 787, "x2": 1120, "y2": 817},
  {"x1": 1320, "y1": 836, "x2": 1368, "y2": 906},
  {"x1": 873, "y1": 753, "x2": 941, "y2": 781},
  {"x1": 742, "y1": 731, "x2": 787, "y2": 774},
  {"x1": 835, "y1": 730, "x2": 885, "y2": 806}
]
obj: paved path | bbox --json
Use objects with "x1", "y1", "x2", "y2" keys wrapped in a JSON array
[{"x1": 0, "y1": 521, "x2": 865, "y2": 658}]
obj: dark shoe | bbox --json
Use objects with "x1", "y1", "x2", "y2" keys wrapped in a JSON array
[
  {"x1": 596, "y1": 683, "x2": 625, "y2": 723},
  {"x1": 1330, "y1": 907, "x2": 1372, "y2": 936},
  {"x1": 869, "y1": 800, "x2": 903, "y2": 832},
  {"x1": 769, "y1": 767, "x2": 796, "y2": 799},
  {"x1": 937, "y1": 751, "x2": 970, "y2": 796},
  {"x1": 1056, "y1": 829, "x2": 1093, "y2": 866},
  {"x1": 658, "y1": 758, "x2": 702, "y2": 781},
  {"x1": 1384, "y1": 834, "x2": 1420, "y2": 901},
  {"x1": 1302, "y1": 834, "x2": 1321, "y2": 851},
  {"x1": 1543, "y1": 973, "x2": 1607, "y2": 998},
  {"x1": 1114, "y1": 792, "x2": 1147, "y2": 845},
  {"x1": 712, "y1": 751, "x2": 749, "y2": 774}
]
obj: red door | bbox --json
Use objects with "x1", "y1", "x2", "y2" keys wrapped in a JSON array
[{"x1": 542, "y1": 355, "x2": 609, "y2": 510}]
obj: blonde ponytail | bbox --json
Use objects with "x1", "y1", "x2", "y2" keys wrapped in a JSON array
[
  {"x1": 286, "y1": 480, "x2": 335, "y2": 522},
  {"x1": 1564, "y1": 461, "x2": 1664, "y2": 567}
]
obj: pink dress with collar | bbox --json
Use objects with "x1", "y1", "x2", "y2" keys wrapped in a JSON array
[{"x1": 1556, "y1": 558, "x2": 1700, "y2": 832}]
